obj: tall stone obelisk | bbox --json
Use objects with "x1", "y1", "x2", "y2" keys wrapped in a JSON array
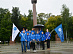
[{"x1": 31, "y1": 0, "x2": 37, "y2": 26}]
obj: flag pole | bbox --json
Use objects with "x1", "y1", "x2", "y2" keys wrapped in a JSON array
[
  {"x1": 46, "y1": 29, "x2": 54, "y2": 39},
  {"x1": 50, "y1": 29, "x2": 54, "y2": 34}
]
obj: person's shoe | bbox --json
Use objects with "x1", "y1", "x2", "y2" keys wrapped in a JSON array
[
  {"x1": 47, "y1": 48, "x2": 50, "y2": 50},
  {"x1": 27, "y1": 50, "x2": 29, "y2": 51},
  {"x1": 42, "y1": 49, "x2": 45, "y2": 50},
  {"x1": 22, "y1": 51, "x2": 23, "y2": 52},
  {"x1": 28, "y1": 50, "x2": 30, "y2": 51},
  {"x1": 33, "y1": 50, "x2": 36, "y2": 52},
  {"x1": 27, "y1": 49, "x2": 30, "y2": 51},
  {"x1": 25, "y1": 51, "x2": 26, "y2": 52}
]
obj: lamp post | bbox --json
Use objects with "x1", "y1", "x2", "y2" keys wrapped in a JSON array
[{"x1": 31, "y1": 0, "x2": 37, "y2": 26}]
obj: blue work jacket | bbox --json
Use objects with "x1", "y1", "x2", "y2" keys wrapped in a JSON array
[
  {"x1": 19, "y1": 33, "x2": 26, "y2": 41},
  {"x1": 45, "y1": 32, "x2": 51, "y2": 40},
  {"x1": 36, "y1": 33, "x2": 41, "y2": 41}
]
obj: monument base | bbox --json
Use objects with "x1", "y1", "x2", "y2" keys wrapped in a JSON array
[
  {"x1": 33, "y1": 28, "x2": 39, "y2": 32},
  {"x1": 9, "y1": 36, "x2": 15, "y2": 45},
  {"x1": 55, "y1": 34, "x2": 61, "y2": 43}
]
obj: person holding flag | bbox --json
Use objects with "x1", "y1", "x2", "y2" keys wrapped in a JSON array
[
  {"x1": 19, "y1": 30, "x2": 27, "y2": 52},
  {"x1": 21, "y1": 27, "x2": 26, "y2": 33},
  {"x1": 45, "y1": 29, "x2": 51, "y2": 50}
]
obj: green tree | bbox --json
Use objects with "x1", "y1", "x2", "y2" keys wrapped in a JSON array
[
  {"x1": 26, "y1": 10, "x2": 33, "y2": 30},
  {"x1": 61, "y1": 4, "x2": 71, "y2": 40},
  {"x1": 0, "y1": 11, "x2": 12, "y2": 43},
  {"x1": 68, "y1": 16, "x2": 73, "y2": 39},
  {"x1": 11, "y1": 7, "x2": 21, "y2": 30},
  {"x1": 37, "y1": 13, "x2": 47, "y2": 25},
  {"x1": 20, "y1": 14, "x2": 28, "y2": 28},
  {"x1": 20, "y1": 10, "x2": 33, "y2": 30},
  {"x1": 0, "y1": 8, "x2": 9, "y2": 29}
]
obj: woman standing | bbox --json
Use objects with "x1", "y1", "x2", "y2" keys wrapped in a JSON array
[
  {"x1": 26, "y1": 33, "x2": 31, "y2": 51},
  {"x1": 45, "y1": 29, "x2": 51, "y2": 50},
  {"x1": 19, "y1": 30, "x2": 27, "y2": 52}
]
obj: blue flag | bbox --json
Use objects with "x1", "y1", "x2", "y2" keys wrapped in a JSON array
[{"x1": 54, "y1": 24, "x2": 64, "y2": 42}]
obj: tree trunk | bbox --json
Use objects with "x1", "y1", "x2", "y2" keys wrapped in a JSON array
[
  {"x1": 66, "y1": 30, "x2": 69, "y2": 43},
  {"x1": 66, "y1": 30, "x2": 67, "y2": 40},
  {"x1": 3, "y1": 41, "x2": 4, "y2": 44},
  {"x1": 8, "y1": 40, "x2": 9, "y2": 45}
]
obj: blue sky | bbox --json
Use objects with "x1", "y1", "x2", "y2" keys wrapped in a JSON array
[{"x1": 0, "y1": 0, "x2": 73, "y2": 16}]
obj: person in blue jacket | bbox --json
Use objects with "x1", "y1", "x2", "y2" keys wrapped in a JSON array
[
  {"x1": 41, "y1": 32, "x2": 46, "y2": 50},
  {"x1": 21, "y1": 27, "x2": 26, "y2": 33},
  {"x1": 25, "y1": 29, "x2": 29, "y2": 35},
  {"x1": 29, "y1": 30, "x2": 31, "y2": 36},
  {"x1": 26, "y1": 33, "x2": 31, "y2": 51},
  {"x1": 45, "y1": 29, "x2": 51, "y2": 49},
  {"x1": 39, "y1": 28, "x2": 43, "y2": 35},
  {"x1": 31, "y1": 32, "x2": 36, "y2": 52},
  {"x1": 19, "y1": 30, "x2": 27, "y2": 52},
  {"x1": 31, "y1": 28, "x2": 35, "y2": 34},
  {"x1": 36, "y1": 31, "x2": 41, "y2": 50},
  {"x1": 25, "y1": 29, "x2": 29, "y2": 40}
]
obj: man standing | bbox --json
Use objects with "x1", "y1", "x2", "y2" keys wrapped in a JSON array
[
  {"x1": 19, "y1": 30, "x2": 27, "y2": 52},
  {"x1": 45, "y1": 29, "x2": 51, "y2": 50}
]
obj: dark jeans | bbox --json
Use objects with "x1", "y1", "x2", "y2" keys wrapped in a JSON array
[
  {"x1": 31, "y1": 42, "x2": 35, "y2": 50},
  {"x1": 27, "y1": 41, "x2": 30, "y2": 50},
  {"x1": 36, "y1": 41, "x2": 40, "y2": 45},
  {"x1": 46, "y1": 39, "x2": 50, "y2": 48},
  {"x1": 36, "y1": 41, "x2": 40, "y2": 49},
  {"x1": 41, "y1": 41, "x2": 45, "y2": 49},
  {"x1": 21, "y1": 41, "x2": 26, "y2": 52}
]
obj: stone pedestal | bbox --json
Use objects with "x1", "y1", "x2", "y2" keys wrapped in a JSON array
[
  {"x1": 33, "y1": 28, "x2": 39, "y2": 33},
  {"x1": 10, "y1": 36, "x2": 15, "y2": 44},
  {"x1": 55, "y1": 34, "x2": 61, "y2": 43}
]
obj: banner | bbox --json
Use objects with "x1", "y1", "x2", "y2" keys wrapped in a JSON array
[
  {"x1": 12, "y1": 23, "x2": 20, "y2": 41},
  {"x1": 54, "y1": 24, "x2": 64, "y2": 42}
]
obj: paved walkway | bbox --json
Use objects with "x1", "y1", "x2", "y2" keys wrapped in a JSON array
[{"x1": 0, "y1": 41, "x2": 73, "y2": 54}]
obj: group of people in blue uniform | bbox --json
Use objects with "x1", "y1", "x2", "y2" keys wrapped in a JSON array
[{"x1": 19, "y1": 28, "x2": 51, "y2": 52}]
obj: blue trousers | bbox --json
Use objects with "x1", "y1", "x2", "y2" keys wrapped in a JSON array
[
  {"x1": 21, "y1": 41, "x2": 26, "y2": 51},
  {"x1": 27, "y1": 41, "x2": 30, "y2": 50}
]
